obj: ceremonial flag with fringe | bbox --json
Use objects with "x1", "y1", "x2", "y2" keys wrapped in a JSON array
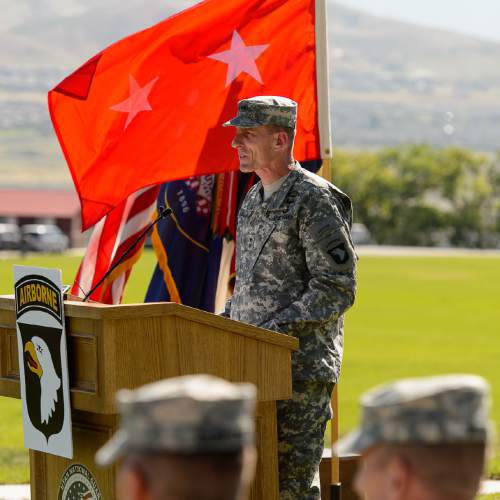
[{"x1": 145, "y1": 177, "x2": 221, "y2": 310}]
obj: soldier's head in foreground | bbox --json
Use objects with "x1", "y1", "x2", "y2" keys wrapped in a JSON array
[
  {"x1": 96, "y1": 375, "x2": 257, "y2": 500},
  {"x1": 224, "y1": 96, "x2": 297, "y2": 177},
  {"x1": 335, "y1": 374, "x2": 492, "y2": 500}
]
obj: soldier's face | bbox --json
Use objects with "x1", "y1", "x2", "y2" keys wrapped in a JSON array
[{"x1": 231, "y1": 126, "x2": 275, "y2": 172}]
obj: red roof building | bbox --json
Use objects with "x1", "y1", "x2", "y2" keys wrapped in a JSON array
[{"x1": 0, "y1": 189, "x2": 87, "y2": 247}]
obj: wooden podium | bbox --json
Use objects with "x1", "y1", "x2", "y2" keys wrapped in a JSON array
[{"x1": 0, "y1": 296, "x2": 298, "y2": 499}]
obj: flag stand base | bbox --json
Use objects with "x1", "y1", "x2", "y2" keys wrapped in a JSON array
[{"x1": 330, "y1": 483, "x2": 342, "y2": 500}]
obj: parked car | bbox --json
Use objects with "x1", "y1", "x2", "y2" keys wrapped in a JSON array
[
  {"x1": 0, "y1": 223, "x2": 21, "y2": 250},
  {"x1": 21, "y1": 224, "x2": 69, "y2": 253},
  {"x1": 351, "y1": 222, "x2": 372, "y2": 245}
]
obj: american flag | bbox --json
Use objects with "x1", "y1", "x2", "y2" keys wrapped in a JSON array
[{"x1": 71, "y1": 185, "x2": 160, "y2": 304}]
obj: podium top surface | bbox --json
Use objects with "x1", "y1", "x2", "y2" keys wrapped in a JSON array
[{"x1": 0, "y1": 295, "x2": 298, "y2": 351}]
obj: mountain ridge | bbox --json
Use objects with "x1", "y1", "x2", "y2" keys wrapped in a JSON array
[{"x1": 0, "y1": 1, "x2": 498, "y2": 186}]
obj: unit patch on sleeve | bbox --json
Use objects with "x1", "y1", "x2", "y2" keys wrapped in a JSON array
[{"x1": 310, "y1": 221, "x2": 356, "y2": 270}]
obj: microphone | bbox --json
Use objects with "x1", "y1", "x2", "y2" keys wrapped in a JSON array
[{"x1": 82, "y1": 205, "x2": 173, "y2": 302}]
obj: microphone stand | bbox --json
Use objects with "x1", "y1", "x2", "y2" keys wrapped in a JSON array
[{"x1": 83, "y1": 206, "x2": 173, "y2": 302}]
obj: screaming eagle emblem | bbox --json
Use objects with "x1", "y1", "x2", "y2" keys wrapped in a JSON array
[
  {"x1": 21, "y1": 327, "x2": 64, "y2": 440},
  {"x1": 14, "y1": 267, "x2": 73, "y2": 459}
]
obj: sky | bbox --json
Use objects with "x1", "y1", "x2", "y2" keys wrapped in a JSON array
[{"x1": 336, "y1": 0, "x2": 500, "y2": 42}]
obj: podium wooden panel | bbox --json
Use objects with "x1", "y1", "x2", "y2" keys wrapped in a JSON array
[{"x1": 0, "y1": 296, "x2": 298, "y2": 500}]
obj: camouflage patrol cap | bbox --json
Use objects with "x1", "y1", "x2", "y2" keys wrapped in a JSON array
[
  {"x1": 335, "y1": 374, "x2": 491, "y2": 456},
  {"x1": 223, "y1": 96, "x2": 297, "y2": 129},
  {"x1": 96, "y1": 375, "x2": 257, "y2": 466}
]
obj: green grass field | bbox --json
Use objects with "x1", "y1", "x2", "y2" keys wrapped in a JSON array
[{"x1": 0, "y1": 251, "x2": 499, "y2": 487}]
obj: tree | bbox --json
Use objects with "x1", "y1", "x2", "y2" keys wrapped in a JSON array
[{"x1": 332, "y1": 145, "x2": 500, "y2": 248}]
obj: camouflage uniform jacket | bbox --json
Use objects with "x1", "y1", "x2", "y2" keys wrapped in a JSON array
[{"x1": 224, "y1": 163, "x2": 357, "y2": 382}]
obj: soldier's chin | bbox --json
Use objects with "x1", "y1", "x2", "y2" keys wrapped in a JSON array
[{"x1": 238, "y1": 160, "x2": 255, "y2": 173}]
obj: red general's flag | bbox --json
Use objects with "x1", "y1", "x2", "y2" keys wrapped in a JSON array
[{"x1": 49, "y1": 0, "x2": 322, "y2": 230}]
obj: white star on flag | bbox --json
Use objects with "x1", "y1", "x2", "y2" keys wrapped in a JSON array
[
  {"x1": 110, "y1": 75, "x2": 159, "y2": 130},
  {"x1": 208, "y1": 31, "x2": 269, "y2": 87}
]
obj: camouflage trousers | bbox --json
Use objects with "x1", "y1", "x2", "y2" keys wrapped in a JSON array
[{"x1": 277, "y1": 381, "x2": 334, "y2": 500}]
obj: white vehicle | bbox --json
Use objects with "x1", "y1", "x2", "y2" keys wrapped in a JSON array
[
  {"x1": 21, "y1": 224, "x2": 69, "y2": 253},
  {"x1": 351, "y1": 223, "x2": 372, "y2": 245},
  {"x1": 0, "y1": 223, "x2": 21, "y2": 250}
]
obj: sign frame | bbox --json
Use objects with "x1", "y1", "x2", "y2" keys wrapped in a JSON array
[{"x1": 14, "y1": 265, "x2": 73, "y2": 459}]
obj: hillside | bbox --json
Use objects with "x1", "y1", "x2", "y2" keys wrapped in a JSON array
[
  {"x1": 0, "y1": 0, "x2": 499, "y2": 186},
  {"x1": 329, "y1": 3, "x2": 500, "y2": 150}
]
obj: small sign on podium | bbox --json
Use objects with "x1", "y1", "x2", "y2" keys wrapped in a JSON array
[{"x1": 13, "y1": 266, "x2": 73, "y2": 459}]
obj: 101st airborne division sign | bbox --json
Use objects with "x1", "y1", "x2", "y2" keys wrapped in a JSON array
[{"x1": 14, "y1": 266, "x2": 73, "y2": 459}]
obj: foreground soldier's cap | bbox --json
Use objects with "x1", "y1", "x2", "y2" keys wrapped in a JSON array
[
  {"x1": 335, "y1": 374, "x2": 492, "y2": 456},
  {"x1": 223, "y1": 96, "x2": 297, "y2": 129},
  {"x1": 96, "y1": 375, "x2": 257, "y2": 466}
]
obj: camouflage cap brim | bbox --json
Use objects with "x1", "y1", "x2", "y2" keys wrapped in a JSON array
[
  {"x1": 223, "y1": 115, "x2": 263, "y2": 128},
  {"x1": 95, "y1": 429, "x2": 128, "y2": 467},
  {"x1": 333, "y1": 428, "x2": 376, "y2": 456},
  {"x1": 224, "y1": 96, "x2": 297, "y2": 128}
]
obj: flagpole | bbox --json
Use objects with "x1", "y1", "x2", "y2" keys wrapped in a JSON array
[
  {"x1": 315, "y1": 0, "x2": 332, "y2": 162},
  {"x1": 330, "y1": 385, "x2": 341, "y2": 498},
  {"x1": 316, "y1": 1, "x2": 341, "y2": 498}
]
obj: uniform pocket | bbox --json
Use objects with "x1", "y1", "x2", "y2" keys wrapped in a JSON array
[{"x1": 248, "y1": 222, "x2": 276, "y2": 271}]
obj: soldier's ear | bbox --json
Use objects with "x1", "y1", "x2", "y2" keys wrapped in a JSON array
[
  {"x1": 387, "y1": 455, "x2": 411, "y2": 500},
  {"x1": 273, "y1": 130, "x2": 289, "y2": 151}
]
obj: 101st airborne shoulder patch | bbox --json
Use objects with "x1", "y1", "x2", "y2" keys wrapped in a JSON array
[{"x1": 310, "y1": 220, "x2": 356, "y2": 270}]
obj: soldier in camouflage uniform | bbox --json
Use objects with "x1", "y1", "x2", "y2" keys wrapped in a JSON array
[
  {"x1": 222, "y1": 96, "x2": 357, "y2": 499},
  {"x1": 335, "y1": 374, "x2": 492, "y2": 500},
  {"x1": 96, "y1": 375, "x2": 257, "y2": 500}
]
